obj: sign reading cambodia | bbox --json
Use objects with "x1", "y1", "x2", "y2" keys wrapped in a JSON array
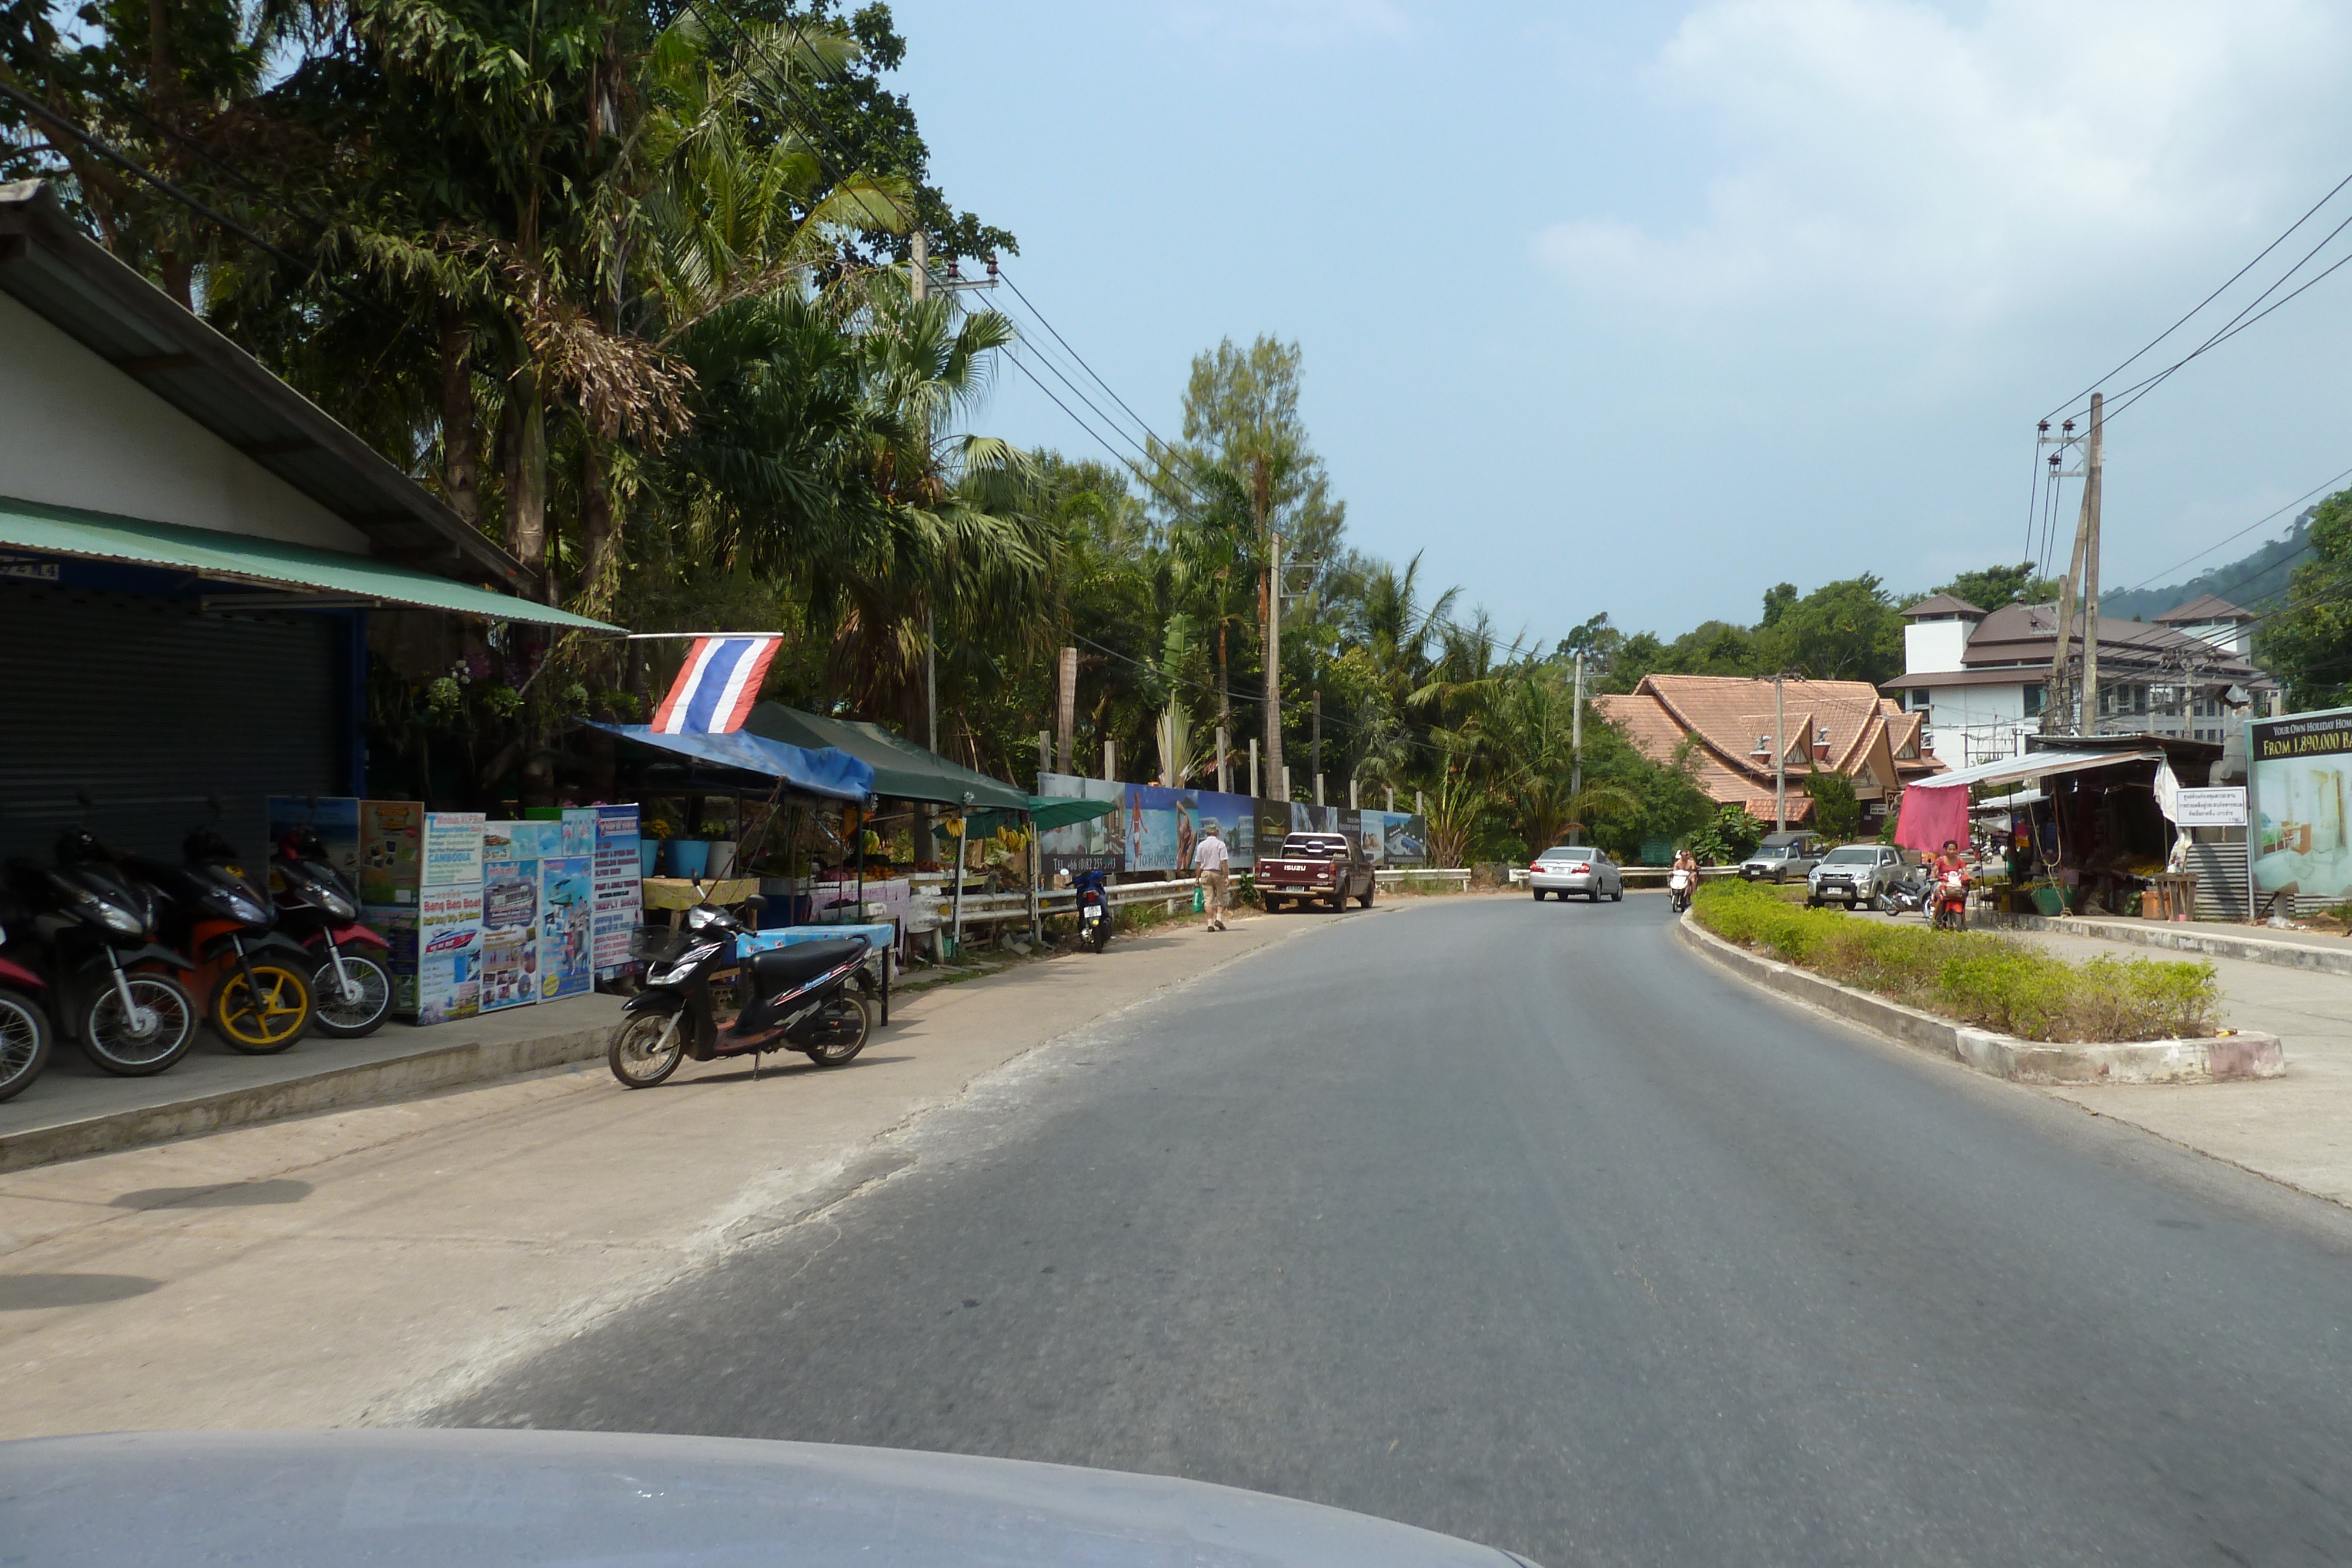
[{"x1": 2250, "y1": 707, "x2": 2352, "y2": 909}]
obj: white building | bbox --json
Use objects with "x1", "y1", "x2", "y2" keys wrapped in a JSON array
[{"x1": 1886, "y1": 594, "x2": 2273, "y2": 770}]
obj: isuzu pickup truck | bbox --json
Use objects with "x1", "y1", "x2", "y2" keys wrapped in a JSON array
[{"x1": 1255, "y1": 831, "x2": 1375, "y2": 912}]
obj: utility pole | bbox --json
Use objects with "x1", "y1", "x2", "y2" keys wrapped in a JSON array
[
  {"x1": 1104, "y1": 740, "x2": 1116, "y2": 782},
  {"x1": 1257, "y1": 454, "x2": 1282, "y2": 786},
  {"x1": 1056, "y1": 647, "x2": 1076, "y2": 774},
  {"x1": 911, "y1": 230, "x2": 924, "y2": 303},
  {"x1": 1217, "y1": 724, "x2": 1230, "y2": 794},
  {"x1": 2080, "y1": 393, "x2": 2105, "y2": 732},
  {"x1": 924, "y1": 608, "x2": 937, "y2": 753},
  {"x1": 1311, "y1": 686, "x2": 1322, "y2": 790},
  {"x1": 1571, "y1": 653, "x2": 1586, "y2": 800},
  {"x1": 1773, "y1": 673, "x2": 1787, "y2": 833},
  {"x1": 2044, "y1": 403, "x2": 2096, "y2": 733},
  {"x1": 1249, "y1": 737, "x2": 1259, "y2": 798}
]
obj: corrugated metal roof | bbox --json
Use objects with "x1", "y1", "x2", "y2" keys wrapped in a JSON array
[{"x1": 0, "y1": 180, "x2": 529, "y2": 593}]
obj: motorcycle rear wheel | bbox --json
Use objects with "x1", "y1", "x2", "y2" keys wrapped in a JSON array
[
  {"x1": 1088, "y1": 917, "x2": 1111, "y2": 952},
  {"x1": 799, "y1": 997, "x2": 870, "y2": 1067},
  {"x1": 309, "y1": 951, "x2": 393, "y2": 1038},
  {"x1": 0, "y1": 988, "x2": 52, "y2": 1102},
  {"x1": 212, "y1": 961, "x2": 314, "y2": 1054},
  {"x1": 609, "y1": 1011, "x2": 685, "y2": 1088},
  {"x1": 82, "y1": 974, "x2": 196, "y2": 1075}
]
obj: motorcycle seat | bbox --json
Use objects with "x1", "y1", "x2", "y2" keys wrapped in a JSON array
[{"x1": 747, "y1": 939, "x2": 867, "y2": 989}]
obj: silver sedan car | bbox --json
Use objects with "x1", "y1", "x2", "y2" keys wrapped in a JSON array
[{"x1": 1529, "y1": 844, "x2": 1624, "y2": 902}]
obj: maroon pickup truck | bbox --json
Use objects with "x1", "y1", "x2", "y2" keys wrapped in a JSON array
[{"x1": 1255, "y1": 831, "x2": 1375, "y2": 912}]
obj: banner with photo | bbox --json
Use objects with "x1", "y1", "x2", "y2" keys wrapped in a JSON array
[
  {"x1": 2251, "y1": 707, "x2": 2352, "y2": 908},
  {"x1": 1036, "y1": 773, "x2": 1429, "y2": 876}
]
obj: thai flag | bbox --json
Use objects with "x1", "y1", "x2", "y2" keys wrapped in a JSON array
[{"x1": 650, "y1": 635, "x2": 782, "y2": 734}]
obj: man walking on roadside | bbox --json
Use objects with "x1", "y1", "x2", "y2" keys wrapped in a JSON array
[{"x1": 1193, "y1": 821, "x2": 1231, "y2": 931}]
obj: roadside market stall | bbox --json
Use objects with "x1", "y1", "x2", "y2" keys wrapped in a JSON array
[{"x1": 1895, "y1": 743, "x2": 2192, "y2": 917}]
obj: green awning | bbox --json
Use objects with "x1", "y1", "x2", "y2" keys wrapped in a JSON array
[
  {"x1": 931, "y1": 796, "x2": 1118, "y2": 840},
  {"x1": 743, "y1": 703, "x2": 1032, "y2": 811},
  {"x1": 0, "y1": 494, "x2": 620, "y2": 631}
]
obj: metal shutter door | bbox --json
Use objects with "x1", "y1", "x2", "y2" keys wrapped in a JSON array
[{"x1": 0, "y1": 586, "x2": 340, "y2": 862}]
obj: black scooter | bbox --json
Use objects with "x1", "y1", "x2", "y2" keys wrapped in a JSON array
[
  {"x1": 1872, "y1": 866, "x2": 1934, "y2": 918},
  {"x1": 271, "y1": 826, "x2": 394, "y2": 1038},
  {"x1": 608, "y1": 901, "x2": 873, "y2": 1088},
  {"x1": 1074, "y1": 870, "x2": 1113, "y2": 952},
  {"x1": 4, "y1": 830, "x2": 198, "y2": 1076}
]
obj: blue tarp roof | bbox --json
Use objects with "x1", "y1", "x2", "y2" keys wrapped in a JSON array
[{"x1": 590, "y1": 724, "x2": 874, "y2": 803}]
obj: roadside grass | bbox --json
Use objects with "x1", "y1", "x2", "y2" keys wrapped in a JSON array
[{"x1": 1690, "y1": 880, "x2": 2219, "y2": 1043}]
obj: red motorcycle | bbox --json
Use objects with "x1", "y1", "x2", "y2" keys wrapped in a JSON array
[
  {"x1": 1932, "y1": 867, "x2": 1970, "y2": 932},
  {"x1": 0, "y1": 904, "x2": 51, "y2": 1102}
]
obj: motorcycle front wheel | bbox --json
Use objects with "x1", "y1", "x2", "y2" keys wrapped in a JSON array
[
  {"x1": 797, "y1": 996, "x2": 870, "y2": 1067},
  {"x1": 609, "y1": 1010, "x2": 685, "y2": 1088},
  {"x1": 0, "y1": 988, "x2": 52, "y2": 1102},
  {"x1": 212, "y1": 960, "x2": 314, "y2": 1054},
  {"x1": 82, "y1": 974, "x2": 196, "y2": 1075},
  {"x1": 309, "y1": 951, "x2": 393, "y2": 1038}
]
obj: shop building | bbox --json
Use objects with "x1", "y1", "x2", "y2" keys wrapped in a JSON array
[
  {"x1": 0, "y1": 180, "x2": 610, "y2": 862},
  {"x1": 1887, "y1": 594, "x2": 2274, "y2": 769}
]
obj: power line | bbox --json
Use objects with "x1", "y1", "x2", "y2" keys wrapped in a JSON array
[{"x1": 2044, "y1": 167, "x2": 2352, "y2": 424}]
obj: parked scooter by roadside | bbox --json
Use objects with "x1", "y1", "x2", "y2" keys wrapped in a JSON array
[
  {"x1": 608, "y1": 900, "x2": 873, "y2": 1088},
  {"x1": 1074, "y1": 870, "x2": 1113, "y2": 952},
  {"x1": 0, "y1": 901, "x2": 54, "y2": 1101},
  {"x1": 1872, "y1": 866, "x2": 1933, "y2": 918},
  {"x1": 131, "y1": 827, "x2": 315, "y2": 1054},
  {"x1": 4, "y1": 830, "x2": 197, "y2": 1076},
  {"x1": 270, "y1": 825, "x2": 393, "y2": 1038}
]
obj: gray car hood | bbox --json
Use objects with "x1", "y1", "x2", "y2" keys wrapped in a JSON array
[{"x1": 0, "y1": 1428, "x2": 1538, "y2": 1567}]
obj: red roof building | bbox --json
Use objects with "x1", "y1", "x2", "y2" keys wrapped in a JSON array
[{"x1": 1593, "y1": 673, "x2": 1940, "y2": 828}]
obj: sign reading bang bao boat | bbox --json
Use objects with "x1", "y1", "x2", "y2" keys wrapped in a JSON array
[
  {"x1": 2250, "y1": 706, "x2": 2352, "y2": 910},
  {"x1": 414, "y1": 812, "x2": 485, "y2": 1024}
]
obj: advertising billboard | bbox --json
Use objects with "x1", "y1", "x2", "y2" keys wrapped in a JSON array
[
  {"x1": 2250, "y1": 707, "x2": 2352, "y2": 910},
  {"x1": 1034, "y1": 773, "x2": 1429, "y2": 878}
]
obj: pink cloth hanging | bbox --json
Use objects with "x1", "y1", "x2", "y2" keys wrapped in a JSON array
[{"x1": 1894, "y1": 783, "x2": 1969, "y2": 853}]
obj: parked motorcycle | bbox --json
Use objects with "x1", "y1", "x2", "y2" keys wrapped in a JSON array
[
  {"x1": 608, "y1": 902, "x2": 873, "y2": 1088},
  {"x1": 1074, "y1": 870, "x2": 1113, "y2": 952},
  {"x1": 1668, "y1": 868, "x2": 1693, "y2": 915},
  {"x1": 131, "y1": 828, "x2": 315, "y2": 1054},
  {"x1": 4, "y1": 831, "x2": 197, "y2": 1076},
  {"x1": 1872, "y1": 867, "x2": 1933, "y2": 918},
  {"x1": 0, "y1": 901, "x2": 53, "y2": 1101},
  {"x1": 270, "y1": 825, "x2": 394, "y2": 1038}
]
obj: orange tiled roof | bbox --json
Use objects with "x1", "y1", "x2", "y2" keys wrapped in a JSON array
[{"x1": 1593, "y1": 673, "x2": 1942, "y2": 814}]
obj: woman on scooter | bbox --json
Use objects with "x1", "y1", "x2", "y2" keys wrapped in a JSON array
[{"x1": 1930, "y1": 839, "x2": 1971, "y2": 931}]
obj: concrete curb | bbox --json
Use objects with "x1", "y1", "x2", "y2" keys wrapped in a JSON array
[
  {"x1": 1979, "y1": 912, "x2": 2352, "y2": 976},
  {"x1": 1673, "y1": 915, "x2": 2285, "y2": 1085},
  {"x1": 0, "y1": 1022, "x2": 612, "y2": 1175}
]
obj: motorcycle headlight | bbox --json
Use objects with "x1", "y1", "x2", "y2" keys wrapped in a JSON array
[
  {"x1": 650, "y1": 942, "x2": 723, "y2": 984},
  {"x1": 321, "y1": 888, "x2": 357, "y2": 920}
]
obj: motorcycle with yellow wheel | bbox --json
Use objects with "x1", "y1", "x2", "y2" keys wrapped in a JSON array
[{"x1": 130, "y1": 829, "x2": 315, "y2": 1054}]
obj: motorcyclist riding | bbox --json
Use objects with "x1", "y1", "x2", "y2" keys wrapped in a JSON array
[
  {"x1": 1668, "y1": 847, "x2": 1699, "y2": 914},
  {"x1": 1930, "y1": 839, "x2": 1971, "y2": 931}
]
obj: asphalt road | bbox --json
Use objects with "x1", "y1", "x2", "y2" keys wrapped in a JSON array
[{"x1": 442, "y1": 895, "x2": 2352, "y2": 1566}]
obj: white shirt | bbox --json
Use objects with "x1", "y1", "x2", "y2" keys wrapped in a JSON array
[{"x1": 1192, "y1": 835, "x2": 1230, "y2": 872}]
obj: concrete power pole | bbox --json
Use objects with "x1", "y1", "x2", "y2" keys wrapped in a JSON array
[
  {"x1": 2080, "y1": 393, "x2": 2106, "y2": 731},
  {"x1": 1256, "y1": 454, "x2": 1283, "y2": 787},
  {"x1": 1773, "y1": 673, "x2": 1787, "y2": 833},
  {"x1": 1570, "y1": 653, "x2": 1585, "y2": 801},
  {"x1": 1056, "y1": 647, "x2": 1077, "y2": 774}
]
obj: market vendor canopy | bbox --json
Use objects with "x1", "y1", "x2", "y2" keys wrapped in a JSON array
[
  {"x1": 588, "y1": 723, "x2": 873, "y2": 803},
  {"x1": 743, "y1": 704, "x2": 1031, "y2": 811},
  {"x1": 933, "y1": 796, "x2": 1118, "y2": 841},
  {"x1": 0, "y1": 496, "x2": 618, "y2": 631}
]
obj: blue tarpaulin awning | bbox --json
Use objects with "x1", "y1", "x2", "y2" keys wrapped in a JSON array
[{"x1": 590, "y1": 724, "x2": 873, "y2": 803}]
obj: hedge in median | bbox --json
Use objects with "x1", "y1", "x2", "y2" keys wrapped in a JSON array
[{"x1": 1689, "y1": 880, "x2": 2218, "y2": 1044}]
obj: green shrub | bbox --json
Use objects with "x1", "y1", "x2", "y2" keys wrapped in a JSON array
[{"x1": 1689, "y1": 880, "x2": 2217, "y2": 1042}]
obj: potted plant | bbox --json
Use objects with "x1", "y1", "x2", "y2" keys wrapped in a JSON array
[{"x1": 700, "y1": 818, "x2": 736, "y2": 880}]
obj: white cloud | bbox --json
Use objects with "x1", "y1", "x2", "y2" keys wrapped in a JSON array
[{"x1": 1534, "y1": 0, "x2": 2351, "y2": 327}]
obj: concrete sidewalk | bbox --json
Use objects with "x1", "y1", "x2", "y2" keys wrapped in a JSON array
[
  {"x1": 0, "y1": 995, "x2": 621, "y2": 1174},
  {"x1": 1984, "y1": 911, "x2": 2352, "y2": 975},
  {"x1": 0, "y1": 902, "x2": 1358, "y2": 1440},
  {"x1": 1992, "y1": 921, "x2": 2352, "y2": 1209}
]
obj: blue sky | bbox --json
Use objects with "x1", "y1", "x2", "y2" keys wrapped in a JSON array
[{"x1": 889, "y1": 0, "x2": 2352, "y2": 647}]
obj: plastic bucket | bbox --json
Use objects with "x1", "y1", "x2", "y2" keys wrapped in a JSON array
[
  {"x1": 638, "y1": 840, "x2": 660, "y2": 877},
  {"x1": 2030, "y1": 884, "x2": 2066, "y2": 917},
  {"x1": 666, "y1": 839, "x2": 710, "y2": 879}
]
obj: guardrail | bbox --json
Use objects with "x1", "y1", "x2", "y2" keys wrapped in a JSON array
[{"x1": 917, "y1": 867, "x2": 1476, "y2": 938}]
